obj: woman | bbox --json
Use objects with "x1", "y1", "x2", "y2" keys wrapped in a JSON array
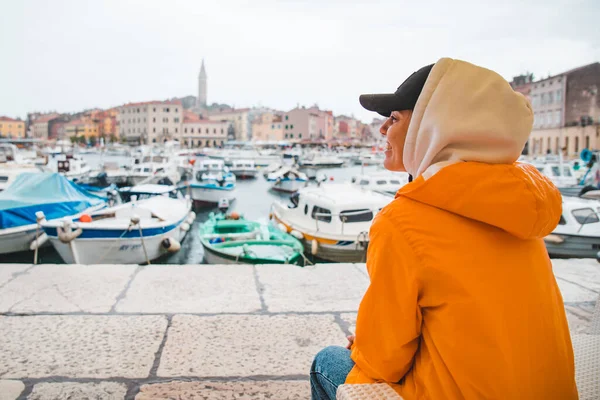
[{"x1": 310, "y1": 58, "x2": 578, "y2": 400}]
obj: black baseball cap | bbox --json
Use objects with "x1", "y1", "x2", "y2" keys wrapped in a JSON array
[{"x1": 359, "y1": 63, "x2": 434, "y2": 117}]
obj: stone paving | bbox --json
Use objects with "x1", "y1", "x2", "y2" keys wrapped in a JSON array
[{"x1": 0, "y1": 260, "x2": 597, "y2": 399}]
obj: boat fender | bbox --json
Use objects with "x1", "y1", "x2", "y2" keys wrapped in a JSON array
[
  {"x1": 180, "y1": 222, "x2": 190, "y2": 232},
  {"x1": 161, "y1": 237, "x2": 181, "y2": 253},
  {"x1": 35, "y1": 211, "x2": 46, "y2": 223},
  {"x1": 290, "y1": 230, "x2": 304, "y2": 240},
  {"x1": 311, "y1": 239, "x2": 318, "y2": 255},
  {"x1": 30, "y1": 232, "x2": 49, "y2": 250},
  {"x1": 277, "y1": 223, "x2": 287, "y2": 233},
  {"x1": 58, "y1": 221, "x2": 83, "y2": 243}
]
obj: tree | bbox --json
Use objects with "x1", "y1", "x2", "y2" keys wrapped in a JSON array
[
  {"x1": 69, "y1": 136, "x2": 78, "y2": 144},
  {"x1": 109, "y1": 134, "x2": 117, "y2": 143}
]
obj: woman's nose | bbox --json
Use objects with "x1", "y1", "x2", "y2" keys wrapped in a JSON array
[{"x1": 379, "y1": 122, "x2": 389, "y2": 136}]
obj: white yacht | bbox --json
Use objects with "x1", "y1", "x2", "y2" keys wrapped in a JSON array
[
  {"x1": 350, "y1": 171, "x2": 409, "y2": 195},
  {"x1": 544, "y1": 196, "x2": 600, "y2": 259},
  {"x1": 354, "y1": 153, "x2": 384, "y2": 166},
  {"x1": 532, "y1": 162, "x2": 580, "y2": 196},
  {"x1": 300, "y1": 153, "x2": 345, "y2": 168},
  {"x1": 270, "y1": 183, "x2": 391, "y2": 262},
  {"x1": 42, "y1": 187, "x2": 193, "y2": 264},
  {"x1": 130, "y1": 154, "x2": 180, "y2": 185},
  {"x1": 53, "y1": 154, "x2": 92, "y2": 182},
  {"x1": 229, "y1": 159, "x2": 258, "y2": 179}
]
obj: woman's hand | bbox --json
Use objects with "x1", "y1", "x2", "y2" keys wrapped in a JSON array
[{"x1": 346, "y1": 335, "x2": 355, "y2": 350}]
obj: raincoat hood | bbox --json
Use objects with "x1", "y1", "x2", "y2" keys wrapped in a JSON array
[{"x1": 403, "y1": 58, "x2": 533, "y2": 178}]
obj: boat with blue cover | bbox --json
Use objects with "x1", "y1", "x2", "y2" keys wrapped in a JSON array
[
  {"x1": 0, "y1": 172, "x2": 106, "y2": 255},
  {"x1": 190, "y1": 159, "x2": 236, "y2": 204},
  {"x1": 41, "y1": 184, "x2": 193, "y2": 264},
  {"x1": 199, "y1": 213, "x2": 305, "y2": 265}
]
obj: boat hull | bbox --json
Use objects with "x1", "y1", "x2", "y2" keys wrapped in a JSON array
[
  {"x1": 545, "y1": 233, "x2": 600, "y2": 258},
  {"x1": 45, "y1": 222, "x2": 189, "y2": 264},
  {"x1": 190, "y1": 186, "x2": 236, "y2": 204},
  {"x1": 0, "y1": 225, "x2": 46, "y2": 255},
  {"x1": 300, "y1": 237, "x2": 368, "y2": 263},
  {"x1": 231, "y1": 169, "x2": 258, "y2": 179}
]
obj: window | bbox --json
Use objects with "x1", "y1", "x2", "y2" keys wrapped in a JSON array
[
  {"x1": 206, "y1": 128, "x2": 209, "y2": 134},
  {"x1": 311, "y1": 206, "x2": 332, "y2": 223},
  {"x1": 299, "y1": 133, "x2": 302, "y2": 138},
  {"x1": 572, "y1": 208, "x2": 599, "y2": 224},
  {"x1": 221, "y1": 128, "x2": 224, "y2": 134},
  {"x1": 153, "y1": 128, "x2": 156, "y2": 133},
  {"x1": 390, "y1": 180, "x2": 401, "y2": 184},
  {"x1": 184, "y1": 128, "x2": 188, "y2": 133},
  {"x1": 556, "y1": 90, "x2": 562, "y2": 102},
  {"x1": 558, "y1": 215, "x2": 567, "y2": 225},
  {"x1": 174, "y1": 118, "x2": 180, "y2": 123},
  {"x1": 285, "y1": 125, "x2": 288, "y2": 129},
  {"x1": 191, "y1": 128, "x2": 194, "y2": 133},
  {"x1": 285, "y1": 116, "x2": 289, "y2": 120},
  {"x1": 285, "y1": 133, "x2": 288, "y2": 138},
  {"x1": 586, "y1": 136, "x2": 590, "y2": 149},
  {"x1": 290, "y1": 133, "x2": 294, "y2": 138},
  {"x1": 575, "y1": 137, "x2": 579, "y2": 153},
  {"x1": 548, "y1": 91, "x2": 554, "y2": 104},
  {"x1": 541, "y1": 93, "x2": 546, "y2": 105},
  {"x1": 291, "y1": 124, "x2": 294, "y2": 129},
  {"x1": 565, "y1": 136, "x2": 569, "y2": 153},
  {"x1": 175, "y1": 108, "x2": 178, "y2": 112},
  {"x1": 547, "y1": 137, "x2": 551, "y2": 152},
  {"x1": 272, "y1": 124, "x2": 274, "y2": 129},
  {"x1": 304, "y1": 205, "x2": 308, "y2": 214},
  {"x1": 359, "y1": 179, "x2": 369, "y2": 185},
  {"x1": 376, "y1": 180, "x2": 387, "y2": 185},
  {"x1": 340, "y1": 209, "x2": 373, "y2": 223},
  {"x1": 214, "y1": 128, "x2": 216, "y2": 133},
  {"x1": 153, "y1": 108, "x2": 156, "y2": 112},
  {"x1": 175, "y1": 128, "x2": 178, "y2": 133}
]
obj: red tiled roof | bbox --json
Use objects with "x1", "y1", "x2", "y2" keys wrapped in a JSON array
[
  {"x1": 121, "y1": 100, "x2": 182, "y2": 108},
  {"x1": 0, "y1": 116, "x2": 22, "y2": 122},
  {"x1": 33, "y1": 113, "x2": 60, "y2": 123}
]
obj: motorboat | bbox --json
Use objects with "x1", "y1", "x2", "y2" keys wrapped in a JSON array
[
  {"x1": 42, "y1": 186, "x2": 193, "y2": 264},
  {"x1": 350, "y1": 171, "x2": 409, "y2": 195},
  {"x1": 52, "y1": 154, "x2": 92, "y2": 182},
  {"x1": 270, "y1": 183, "x2": 391, "y2": 262},
  {"x1": 544, "y1": 196, "x2": 600, "y2": 259},
  {"x1": 129, "y1": 154, "x2": 180, "y2": 186},
  {"x1": 0, "y1": 172, "x2": 106, "y2": 255},
  {"x1": 532, "y1": 162, "x2": 580, "y2": 197},
  {"x1": 229, "y1": 159, "x2": 258, "y2": 179},
  {"x1": 199, "y1": 213, "x2": 304, "y2": 265},
  {"x1": 267, "y1": 166, "x2": 308, "y2": 193},
  {"x1": 189, "y1": 159, "x2": 236, "y2": 204}
]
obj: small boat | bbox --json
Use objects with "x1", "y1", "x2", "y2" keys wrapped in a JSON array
[
  {"x1": 544, "y1": 196, "x2": 600, "y2": 259},
  {"x1": 0, "y1": 172, "x2": 106, "y2": 255},
  {"x1": 271, "y1": 183, "x2": 391, "y2": 262},
  {"x1": 353, "y1": 153, "x2": 384, "y2": 166},
  {"x1": 53, "y1": 154, "x2": 91, "y2": 182},
  {"x1": 350, "y1": 171, "x2": 409, "y2": 195},
  {"x1": 230, "y1": 159, "x2": 258, "y2": 179},
  {"x1": 189, "y1": 159, "x2": 236, "y2": 204},
  {"x1": 42, "y1": 186, "x2": 193, "y2": 264},
  {"x1": 199, "y1": 213, "x2": 304, "y2": 265},
  {"x1": 300, "y1": 154, "x2": 345, "y2": 168},
  {"x1": 267, "y1": 166, "x2": 308, "y2": 193},
  {"x1": 532, "y1": 162, "x2": 581, "y2": 197},
  {"x1": 130, "y1": 154, "x2": 180, "y2": 186}
]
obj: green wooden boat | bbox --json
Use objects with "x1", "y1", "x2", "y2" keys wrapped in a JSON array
[{"x1": 199, "y1": 213, "x2": 305, "y2": 265}]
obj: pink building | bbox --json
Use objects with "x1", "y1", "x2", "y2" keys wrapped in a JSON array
[{"x1": 281, "y1": 106, "x2": 333, "y2": 142}]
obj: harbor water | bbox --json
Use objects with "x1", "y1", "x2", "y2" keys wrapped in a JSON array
[{"x1": 3, "y1": 153, "x2": 381, "y2": 264}]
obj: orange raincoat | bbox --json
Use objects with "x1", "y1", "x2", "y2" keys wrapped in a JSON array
[{"x1": 346, "y1": 59, "x2": 578, "y2": 399}]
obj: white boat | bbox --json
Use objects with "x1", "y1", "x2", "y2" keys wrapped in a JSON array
[
  {"x1": 0, "y1": 172, "x2": 106, "y2": 255},
  {"x1": 53, "y1": 154, "x2": 92, "y2": 182},
  {"x1": 350, "y1": 171, "x2": 409, "y2": 195},
  {"x1": 130, "y1": 154, "x2": 180, "y2": 185},
  {"x1": 229, "y1": 159, "x2": 258, "y2": 179},
  {"x1": 532, "y1": 162, "x2": 581, "y2": 197},
  {"x1": 544, "y1": 196, "x2": 600, "y2": 259},
  {"x1": 267, "y1": 166, "x2": 308, "y2": 193},
  {"x1": 271, "y1": 183, "x2": 391, "y2": 262},
  {"x1": 189, "y1": 159, "x2": 236, "y2": 204},
  {"x1": 42, "y1": 187, "x2": 193, "y2": 264}
]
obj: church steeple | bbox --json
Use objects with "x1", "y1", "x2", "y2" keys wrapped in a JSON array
[{"x1": 197, "y1": 59, "x2": 207, "y2": 108}]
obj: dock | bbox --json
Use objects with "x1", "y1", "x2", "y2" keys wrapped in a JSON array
[{"x1": 0, "y1": 260, "x2": 598, "y2": 399}]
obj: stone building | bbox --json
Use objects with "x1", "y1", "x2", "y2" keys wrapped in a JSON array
[{"x1": 118, "y1": 100, "x2": 183, "y2": 145}]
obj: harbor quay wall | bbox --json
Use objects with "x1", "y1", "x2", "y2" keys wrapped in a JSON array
[{"x1": 0, "y1": 260, "x2": 597, "y2": 399}]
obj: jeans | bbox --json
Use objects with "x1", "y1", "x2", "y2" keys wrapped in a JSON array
[{"x1": 310, "y1": 346, "x2": 355, "y2": 400}]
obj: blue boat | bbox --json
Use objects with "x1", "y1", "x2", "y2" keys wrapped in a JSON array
[
  {"x1": 0, "y1": 173, "x2": 106, "y2": 255},
  {"x1": 189, "y1": 159, "x2": 236, "y2": 204}
]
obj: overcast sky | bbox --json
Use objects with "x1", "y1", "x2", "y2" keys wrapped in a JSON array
[{"x1": 1, "y1": 0, "x2": 599, "y2": 123}]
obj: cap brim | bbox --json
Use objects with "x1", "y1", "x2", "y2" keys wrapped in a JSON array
[{"x1": 359, "y1": 94, "x2": 397, "y2": 118}]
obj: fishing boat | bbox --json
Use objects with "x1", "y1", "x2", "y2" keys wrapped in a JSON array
[
  {"x1": 0, "y1": 172, "x2": 106, "y2": 255},
  {"x1": 544, "y1": 196, "x2": 600, "y2": 259},
  {"x1": 267, "y1": 166, "x2": 308, "y2": 193},
  {"x1": 189, "y1": 159, "x2": 236, "y2": 204},
  {"x1": 271, "y1": 183, "x2": 391, "y2": 262},
  {"x1": 0, "y1": 164, "x2": 49, "y2": 192},
  {"x1": 199, "y1": 213, "x2": 304, "y2": 265},
  {"x1": 229, "y1": 159, "x2": 258, "y2": 179},
  {"x1": 41, "y1": 186, "x2": 193, "y2": 264}
]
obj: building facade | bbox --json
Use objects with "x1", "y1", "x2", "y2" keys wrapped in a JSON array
[
  {"x1": 182, "y1": 111, "x2": 229, "y2": 148},
  {"x1": 251, "y1": 112, "x2": 284, "y2": 141},
  {"x1": 208, "y1": 108, "x2": 250, "y2": 141},
  {"x1": 510, "y1": 73, "x2": 534, "y2": 101},
  {"x1": 64, "y1": 118, "x2": 99, "y2": 141},
  {"x1": 0, "y1": 117, "x2": 26, "y2": 138},
  {"x1": 527, "y1": 62, "x2": 600, "y2": 156},
  {"x1": 30, "y1": 113, "x2": 60, "y2": 140},
  {"x1": 280, "y1": 106, "x2": 333, "y2": 142},
  {"x1": 118, "y1": 100, "x2": 183, "y2": 144}
]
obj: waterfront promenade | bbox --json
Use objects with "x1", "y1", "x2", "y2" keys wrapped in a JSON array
[{"x1": 0, "y1": 260, "x2": 598, "y2": 399}]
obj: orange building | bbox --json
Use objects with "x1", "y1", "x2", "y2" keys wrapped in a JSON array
[
  {"x1": 0, "y1": 116, "x2": 26, "y2": 138},
  {"x1": 64, "y1": 118, "x2": 99, "y2": 141}
]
